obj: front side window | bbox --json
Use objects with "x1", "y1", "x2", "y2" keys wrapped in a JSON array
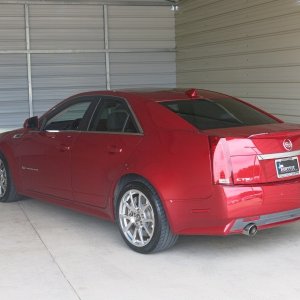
[
  {"x1": 160, "y1": 98, "x2": 278, "y2": 130},
  {"x1": 44, "y1": 101, "x2": 92, "y2": 131},
  {"x1": 89, "y1": 99, "x2": 139, "y2": 133}
]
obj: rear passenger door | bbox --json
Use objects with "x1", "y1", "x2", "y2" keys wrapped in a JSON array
[{"x1": 71, "y1": 96, "x2": 143, "y2": 208}]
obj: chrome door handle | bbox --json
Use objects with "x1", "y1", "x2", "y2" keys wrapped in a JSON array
[
  {"x1": 12, "y1": 133, "x2": 23, "y2": 139},
  {"x1": 60, "y1": 144, "x2": 71, "y2": 152},
  {"x1": 108, "y1": 145, "x2": 123, "y2": 154}
]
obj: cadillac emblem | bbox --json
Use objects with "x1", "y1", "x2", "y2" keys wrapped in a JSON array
[{"x1": 283, "y1": 139, "x2": 293, "y2": 151}]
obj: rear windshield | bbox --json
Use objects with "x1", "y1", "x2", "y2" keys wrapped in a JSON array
[{"x1": 160, "y1": 98, "x2": 278, "y2": 130}]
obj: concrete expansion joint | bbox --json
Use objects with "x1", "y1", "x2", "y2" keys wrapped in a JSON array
[{"x1": 18, "y1": 202, "x2": 82, "y2": 300}]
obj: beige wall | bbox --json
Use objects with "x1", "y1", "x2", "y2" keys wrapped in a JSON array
[{"x1": 176, "y1": 0, "x2": 300, "y2": 123}]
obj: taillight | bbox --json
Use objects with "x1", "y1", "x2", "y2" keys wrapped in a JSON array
[{"x1": 209, "y1": 136, "x2": 233, "y2": 185}]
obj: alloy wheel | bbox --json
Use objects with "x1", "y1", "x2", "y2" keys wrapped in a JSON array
[
  {"x1": 0, "y1": 158, "x2": 8, "y2": 198},
  {"x1": 119, "y1": 189, "x2": 155, "y2": 247}
]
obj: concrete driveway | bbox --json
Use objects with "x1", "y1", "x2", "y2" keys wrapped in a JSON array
[{"x1": 0, "y1": 199, "x2": 299, "y2": 300}]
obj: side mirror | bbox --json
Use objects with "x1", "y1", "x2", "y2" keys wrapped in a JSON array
[{"x1": 23, "y1": 116, "x2": 39, "y2": 130}]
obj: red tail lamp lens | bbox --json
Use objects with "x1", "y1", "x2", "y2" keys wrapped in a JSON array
[{"x1": 209, "y1": 136, "x2": 233, "y2": 185}]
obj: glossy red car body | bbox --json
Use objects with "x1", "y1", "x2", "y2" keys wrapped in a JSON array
[{"x1": 1, "y1": 89, "x2": 300, "y2": 237}]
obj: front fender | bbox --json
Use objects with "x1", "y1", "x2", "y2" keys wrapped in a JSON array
[{"x1": 0, "y1": 130, "x2": 25, "y2": 194}]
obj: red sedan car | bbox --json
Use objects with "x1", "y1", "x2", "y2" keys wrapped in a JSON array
[{"x1": 1, "y1": 89, "x2": 300, "y2": 253}]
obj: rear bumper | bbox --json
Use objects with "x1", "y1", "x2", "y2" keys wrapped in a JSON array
[
  {"x1": 229, "y1": 207, "x2": 300, "y2": 234},
  {"x1": 165, "y1": 180, "x2": 300, "y2": 235}
]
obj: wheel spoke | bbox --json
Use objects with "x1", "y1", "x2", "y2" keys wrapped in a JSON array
[
  {"x1": 143, "y1": 225, "x2": 152, "y2": 237},
  {"x1": 138, "y1": 228, "x2": 144, "y2": 245},
  {"x1": 120, "y1": 213, "x2": 131, "y2": 221},
  {"x1": 132, "y1": 227, "x2": 138, "y2": 243},
  {"x1": 138, "y1": 195, "x2": 146, "y2": 210},
  {"x1": 124, "y1": 201, "x2": 135, "y2": 213},
  {"x1": 129, "y1": 191, "x2": 136, "y2": 208},
  {"x1": 124, "y1": 221, "x2": 134, "y2": 232},
  {"x1": 143, "y1": 218, "x2": 154, "y2": 224},
  {"x1": 141, "y1": 202, "x2": 150, "y2": 213}
]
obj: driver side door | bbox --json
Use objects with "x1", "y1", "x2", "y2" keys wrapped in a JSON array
[{"x1": 19, "y1": 96, "x2": 97, "y2": 200}]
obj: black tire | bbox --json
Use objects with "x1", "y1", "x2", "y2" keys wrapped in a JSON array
[
  {"x1": 0, "y1": 153, "x2": 21, "y2": 203},
  {"x1": 116, "y1": 181, "x2": 178, "y2": 254}
]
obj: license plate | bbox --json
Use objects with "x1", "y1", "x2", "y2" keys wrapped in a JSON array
[{"x1": 275, "y1": 156, "x2": 300, "y2": 178}]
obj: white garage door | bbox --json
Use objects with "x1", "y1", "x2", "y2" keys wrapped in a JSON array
[{"x1": 0, "y1": 1, "x2": 175, "y2": 132}]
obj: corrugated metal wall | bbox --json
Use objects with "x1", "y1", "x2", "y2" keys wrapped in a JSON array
[
  {"x1": 0, "y1": 1, "x2": 175, "y2": 132},
  {"x1": 0, "y1": 5, "x2": 29, "y2": 131},
  {"x1": 109, "y1": 6, "x2": 176, "y2": 88},
  {"x1": 176, "y1": 0, "x2": 300, "y2": 123},
  {"x1": 29, "y1": 4, "x2": 107, "y2": 117}
]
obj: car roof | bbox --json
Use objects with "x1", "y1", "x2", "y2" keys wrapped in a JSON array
[{"x1": 71, "y1": 88, "x2": 229, "y2": 102}]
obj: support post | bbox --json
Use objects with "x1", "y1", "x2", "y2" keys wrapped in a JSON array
[
  {"x1": 103, "y1": 5, "x2": 111, "y2": 90},
  {"x1": 25, "y1": 4, "x2": 33, "y2": 117}
]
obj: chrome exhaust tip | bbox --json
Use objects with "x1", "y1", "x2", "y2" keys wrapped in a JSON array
[{"x1": 242, "y1": 223, "x2": 258, "y2": 237}]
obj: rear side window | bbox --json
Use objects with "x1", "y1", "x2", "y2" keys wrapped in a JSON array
[
  {"x1": 160, "y1": 98, "x2": 278, "y2": 130},
  {"x1": 89, "y1": 98, "x2": 139, "y2": 133}
]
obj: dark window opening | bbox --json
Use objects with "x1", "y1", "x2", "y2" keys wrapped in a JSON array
[
  {"x1": 44, "y1": 101, "x2": 92, "y2": 131},
  {"x1": 160, "y1": 98, "x2": 278, "y2": 130},
  {"x1": 89, "y1": 99, "x2": 139, "y2": 133}
]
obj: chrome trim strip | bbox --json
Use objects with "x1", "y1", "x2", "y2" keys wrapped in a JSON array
[
  {"x1": 123, "y1": 98, "x2": 144, "y2": 135},
  {"x1": 12, "y1": 133, "x2": 23, "y2": 139},
  {"x1": 85, "y1": 131, "x2": 143, "y2": 136},
  {"x1": 45, "y1": 129, "x2": 143, "y2": 136},
  {"x1": 257, "y1": 150, "x2": 300, "y2": 161},
  {"x1": 22, "y1": 166, "x2": 39, "y2": 172},
  {"x1": 86, "y1": 99, "x2": 101, "y2": 131},
  {"x1": 230, "y1": 208, "x2": 300, "y2": 232}
]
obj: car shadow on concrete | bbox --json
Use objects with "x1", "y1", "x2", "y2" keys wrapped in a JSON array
[{"x1": 15, "y1": 198, "x2": 300, "y2": 256}]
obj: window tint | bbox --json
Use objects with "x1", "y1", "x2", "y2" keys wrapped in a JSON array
[
  {"x1": 44, "y1": 101, "x2": 92, "y2": 131},
  {"x1": 89, "y1": 99, "x2": 138, "y2": 133},
  {"x1": 160, "y1": 98, "x2": 278, "y2": 130}
]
